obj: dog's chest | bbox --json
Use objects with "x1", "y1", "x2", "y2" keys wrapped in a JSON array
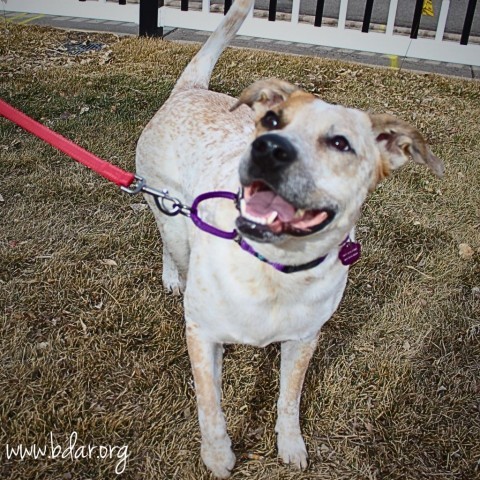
[{"x1": 184, "y1": 243, "x2": 348, "y2": 347}]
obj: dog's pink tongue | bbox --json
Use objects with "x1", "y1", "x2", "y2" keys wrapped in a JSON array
[{"x1": 246, "y1": 190, "x2": 296, "y2": 221}]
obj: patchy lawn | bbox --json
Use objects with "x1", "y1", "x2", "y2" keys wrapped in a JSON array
[{"x1": 0, "y1": 23, "x2": 479, "y2": 480}]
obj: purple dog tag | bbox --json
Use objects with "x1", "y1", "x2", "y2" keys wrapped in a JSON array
[{"x1": 338, "y1": 241, "x2": 361, "y2": 266}]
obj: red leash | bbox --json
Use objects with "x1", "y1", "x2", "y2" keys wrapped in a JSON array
[
  {"x1": 0, "y1": 99, "x2": 135, "y2": 188},
  {"x1": 0, "y1": 98, "x2": 239, "y2": 240}
]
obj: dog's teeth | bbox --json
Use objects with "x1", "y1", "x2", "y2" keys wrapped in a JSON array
[
  {"x1": 240, "y1": 198, "x2": 278, "y2": 225},
  {"x1": 294, "y1": 209, "x2": 305, "y2": 219},
  {"x1": 265, "y1": 212, "x2": 278, "y2": 225},
  {"x1": 242, "y1": 210, "x2": 278, "y2": 225},
  {"x1": 242, "y1": 212, "x2": 268, "y2": 225}
]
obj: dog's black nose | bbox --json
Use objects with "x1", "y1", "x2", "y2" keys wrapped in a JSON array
[{"x1": 250, "y1": 134, "x2": 297, "y2": 171}]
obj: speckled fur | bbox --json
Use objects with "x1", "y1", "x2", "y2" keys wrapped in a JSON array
[{"x1": 135, "y1": 0, "x2": 443, "y2": 477}]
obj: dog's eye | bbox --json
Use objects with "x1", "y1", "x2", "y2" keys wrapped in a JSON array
[
  {"x1": 329, "y1": 135, "x2": 353, "y2": 152},
  {"x1": 261, "y1": 111, "x2": 281, "y2": 130}
]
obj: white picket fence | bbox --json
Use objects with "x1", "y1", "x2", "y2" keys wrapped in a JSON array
[
  {"x1": 3, "y1": 0, "x2": 480, "y2": 66},
  {"x1": 2, "y1": 0, "x2": 138, "y2": 22}
]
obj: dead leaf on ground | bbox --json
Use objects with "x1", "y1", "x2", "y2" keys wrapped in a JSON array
[
  {"x1": 130, "y1": 203, "x2": 148, "y2": 213},
  {"x1": 100, "y1": 259, "x2": 118, "y2": 267}
]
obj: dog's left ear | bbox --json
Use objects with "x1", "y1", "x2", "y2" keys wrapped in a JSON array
[
  {"x1": 370, "y1": 113, "x2": 444, "y2": 181},
  {"x1": 230, "y1": 78, "x2": 299, "y2": 116}
]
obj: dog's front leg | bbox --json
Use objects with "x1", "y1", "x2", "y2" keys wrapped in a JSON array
[
  {"x1": 186, "y1": 322, "x2": 235, "y2": 478},
  {"x1": 276, "y1": 336, "x2": 318, "y2": 469}
]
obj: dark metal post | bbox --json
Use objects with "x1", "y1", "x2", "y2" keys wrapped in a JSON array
[
  {"x1": 269, "y1": 0, "x2": 277, "y2": 21},
  {"x1": 119, "y1": 0, "x2": 127, "y2": 5},
  {"x1": 410, "y1": 0, "x2": 423, "y2": 39},
  {"x1": 362, "y1": 0, "x2": 374, "y2": 33},
  {"x1": 461, "y1": 0, "x2": 478, "y2": 45},
  {"x1": 224, "y1": 0, "x2": 232, "y2": 14},
  {"x1": 181, "y1": 0, "x2": 189, "y2": 11},
  {"x1": 139, "y1": 0, "x2": 163, "y2": 37},
  {"x1": 314, "y1": 0, "x2": 325, "y2": 27}
]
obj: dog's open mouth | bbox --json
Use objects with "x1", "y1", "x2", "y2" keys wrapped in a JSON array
[{"x1": 237, "y1": 181, "x2": 335, "y2": 239}]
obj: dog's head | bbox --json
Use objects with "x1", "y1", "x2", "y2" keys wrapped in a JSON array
[{"x1": 231, "y1": 79, "x2": 444, "y2": 245}]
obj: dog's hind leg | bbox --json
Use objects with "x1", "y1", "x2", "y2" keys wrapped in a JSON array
[
  {"x1": 146, "y1": 198, "x2": 189, "y2": 295},
  {"x1": 186, "y1": 322, "x2": 235, "y2": 478},
  {"x1": 275, "y1": 337, "x2": 318, "y2": 469},
  {"x1": 161, "y1": 243, "x2": 185, "y2": 295},
  {"x1": 160, "y1": 224, "x2": 188, "y2": 294}
]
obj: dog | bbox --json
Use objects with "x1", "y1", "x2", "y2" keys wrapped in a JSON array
[{"x1": 135, "y1": 0, "x2": 444, "y2": 477}]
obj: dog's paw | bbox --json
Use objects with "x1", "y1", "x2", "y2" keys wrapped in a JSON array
[
  {"x1": 162, "y1": 270, "x2": 185, "y2": 296},
  {"x1": 277, "y1": 432, "x2": 308, "y2": 470},
  {"x1": 201, "y1": 440, "x2": 236, "y2": 478},
  {"x1": 164, "y1": 282, "x2": 185, "y2": 296}
]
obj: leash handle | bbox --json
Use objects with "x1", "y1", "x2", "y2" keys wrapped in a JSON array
[{"x1": 0, "y1": 99, "x2": 136, "y2": 188}]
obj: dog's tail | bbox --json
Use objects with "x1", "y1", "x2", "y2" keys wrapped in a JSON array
[{"x1": 172, "y1": 0, "x2": 254, "y2": 93}]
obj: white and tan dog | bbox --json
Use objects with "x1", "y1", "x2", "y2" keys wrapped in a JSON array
[{"x1": 136, "y1": 0, "x2": 443, "y2": 477}]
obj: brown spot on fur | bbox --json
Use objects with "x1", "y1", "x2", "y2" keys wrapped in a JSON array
[
  {"x1": 253, "y1": 90, "x2": 316, "y2": 135},
  {"x1": 231, "y1": 78, "x2": 299, "y2": 116},
  {"x1": 238, "y1": 261, "x2": 280, "y2": 300},
  {"x1": 279, "y1": 339, "x2": 318, "y2": 415},
  {"x1": 281, "y1": 90, "x2": 316, "y2": 112},
  {"x1": 186, "y1": 327, "x2": 222, "y2": 427},
  {"x1": 372, "y1": 154, "x2": 392, "y2": 190}
]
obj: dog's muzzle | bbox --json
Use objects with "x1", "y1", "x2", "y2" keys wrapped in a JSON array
[{"x1": 236, "y1": 134, "x2": 336, "y2": 242}]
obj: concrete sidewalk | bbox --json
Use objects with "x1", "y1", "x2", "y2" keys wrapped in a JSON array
[{"x1": 2, "y1": 10, "x2": 479, "y2": 79}]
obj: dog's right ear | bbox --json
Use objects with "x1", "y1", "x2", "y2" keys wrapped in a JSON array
[
  {"x1": 230, "y1": 78, "x2": 298, "y2": 116},
  {"x1": 369, "y1": 113, "x2": 444, "y2": 180}
]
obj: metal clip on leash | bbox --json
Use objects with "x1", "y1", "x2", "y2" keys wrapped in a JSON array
[
  {"x1": 121, "y1": 175, "x2": 238, "y2": 239},
  {"x1": 121, "y1": 175, "x2": 192, "y2": 217}
]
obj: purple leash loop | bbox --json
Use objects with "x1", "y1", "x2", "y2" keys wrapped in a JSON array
[
  {"x1": 125, "y1": 178, "x2": 239, "y2": 239},
  {"x1": 190, "y1": 191, "x2": 239, "y2": 240}
]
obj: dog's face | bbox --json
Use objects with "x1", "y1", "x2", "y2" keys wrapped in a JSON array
[{"x1": 232, "y1": 79, "x2": 443, "y2": 244}]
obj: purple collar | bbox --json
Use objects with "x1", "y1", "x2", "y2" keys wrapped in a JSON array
[{"x1": 237, "y1": 236, "x2": 361, "y2": 274}]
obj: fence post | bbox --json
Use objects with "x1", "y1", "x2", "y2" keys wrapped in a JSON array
[
  {"x1": 461, "y1": 0, "x2": 477, "y2": 45},
  {"x1": 362, "y1": 0, "x2": 374, "y2": 33},
  {"x1": 314, "y1": 0, "x2": 326, "y2": 27},
  {"x1": 139, "y1": 0, "x2": 163, "y2": 37},
  {"x1": 268, "y1": 0, "x2": 277, "y2": 21},
  {"x1": 410, "y1": 0, "x2": 423, "y2": 38}
]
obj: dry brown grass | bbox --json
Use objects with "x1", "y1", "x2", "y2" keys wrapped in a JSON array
[{"x1": 1, "y1": 23, "x2": 479, "y2": 480}]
